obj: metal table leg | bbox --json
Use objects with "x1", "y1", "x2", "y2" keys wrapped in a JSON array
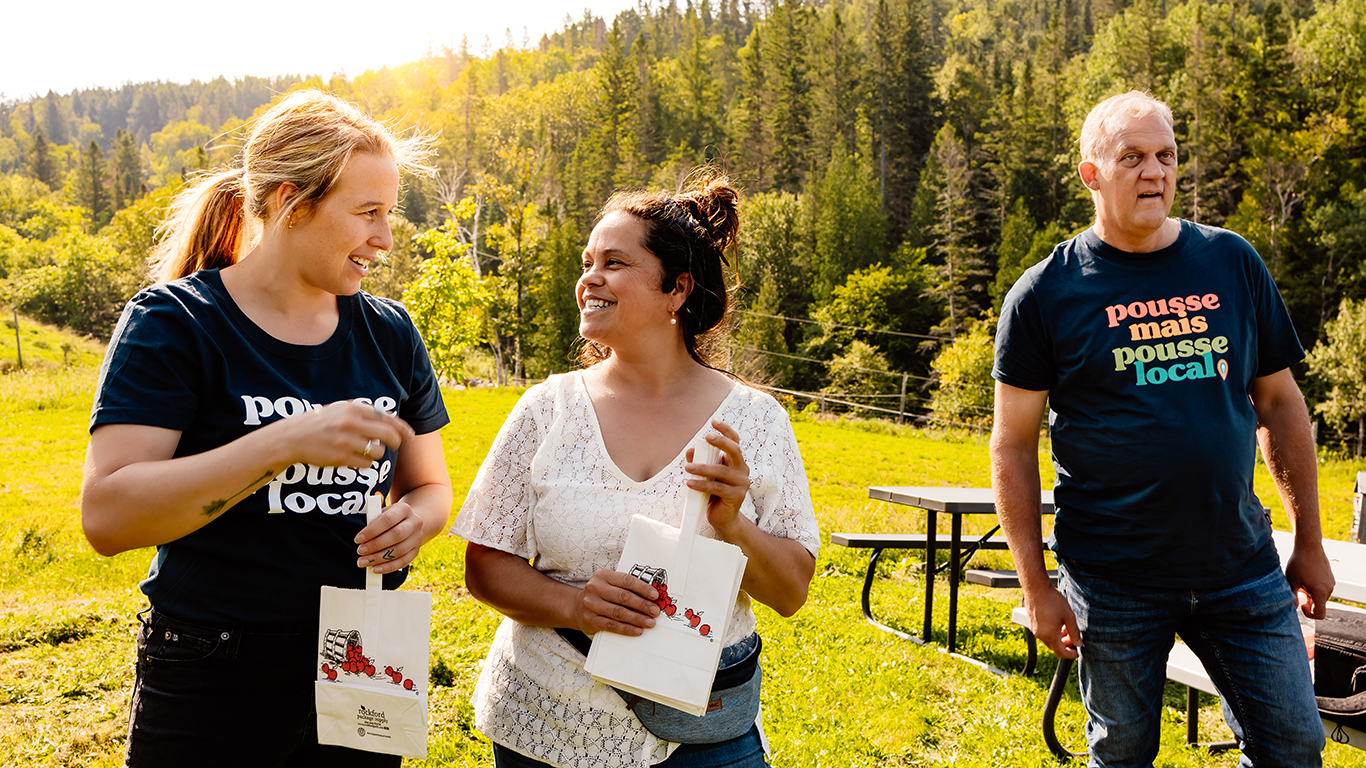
[
  {"x1": 948, "y1": 512, "x2": 962, "y2": 654},
  {"x1": 1184, "y1": 685, "x2": 1238, "y2": 752},
  {"x1": 1042, "y1": 657, "x2": 1086, "y2": 761},
  {"x1": 923, "y1": 510, "x2": 936, "y2": 642},
  {"x1": 1022, "y1": 625, "x2": 1039, "y2": 677},
  {"x1": 858, "y1": 547, "x2": 923, "y2": 643}
]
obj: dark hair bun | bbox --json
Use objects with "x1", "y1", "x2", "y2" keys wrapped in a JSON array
[{"x1": 674, "y1": 176, "x2": 740, "y2": 256}]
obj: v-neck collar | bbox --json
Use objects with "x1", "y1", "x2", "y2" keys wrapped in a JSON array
[{"x1": 575, "y1": 372, "x2": 740, "y2": 487}]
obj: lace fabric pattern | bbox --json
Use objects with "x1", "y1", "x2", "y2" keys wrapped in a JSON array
[{"x1": 452, "y1": 372, "x2": 819, "y2": 767}]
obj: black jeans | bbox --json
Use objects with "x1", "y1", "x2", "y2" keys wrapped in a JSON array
[{"x1": 126, "y1": 608, "x2": 400, "y2": 768}]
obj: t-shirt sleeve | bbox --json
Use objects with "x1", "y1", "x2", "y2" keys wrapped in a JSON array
[
  {"x1": 90, "y1": 290, "x2": 204, "y2": 433},
  {"x1": 1243, "y1": 239, "x2": 1305, "y2": 377},
  {"x1": 393, "y1": 304, "x2": 450, "y2": 435},
  {"x1": 993, "y1": 268, "x2": 1055, "y2": 392},
  {"x1": 450, "y1": 385, "x2": 552, "y2": 560},
  {"x1": 749, "y1": 393, "x2": 820, "y2": 558}
]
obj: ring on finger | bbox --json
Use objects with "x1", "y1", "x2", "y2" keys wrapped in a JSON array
[{"x1": 362, "y1": 438, "x2": 379, "y2": 459}]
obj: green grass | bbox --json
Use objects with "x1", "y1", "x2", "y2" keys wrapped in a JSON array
[{"x1": 2, "y1": 336, "x2": 1365, "y2": 766}]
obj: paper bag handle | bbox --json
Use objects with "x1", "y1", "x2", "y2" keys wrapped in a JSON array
[
  {"x1": 674, "y1": 438, "x2": 722, "y2": 596},
  {"x1": 365, "y1": 493, "x2": 383, "y2": 593}
]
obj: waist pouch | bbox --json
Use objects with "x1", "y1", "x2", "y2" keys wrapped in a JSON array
[
  {"x1": 1316, "y1": 606, "x2": 1366, "y2": 733},
  {"x1": 556, "y1": 628, "x2": 761, "y2": 744}
]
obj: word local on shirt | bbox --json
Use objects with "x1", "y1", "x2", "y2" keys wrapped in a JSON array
[{"x1": 241, "y1": 393, "x2": 397, "y2": 515}]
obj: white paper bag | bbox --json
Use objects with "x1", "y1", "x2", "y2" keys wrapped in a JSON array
[
  {"x1": 584, "y1": 439, "x2": 749, "y2": 716},
  {"x1": 316, "y1": 494, "x2": 431, "y2": 758}
]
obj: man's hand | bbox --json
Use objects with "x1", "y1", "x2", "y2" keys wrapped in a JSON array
[
  {"x1": 1026, "y1": 587, "x2": 1082, "y2": 659},
  {"x1": 1285, "y1": 542, "x2": 1335, "y2": 619}
]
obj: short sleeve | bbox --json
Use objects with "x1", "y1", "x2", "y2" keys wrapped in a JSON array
[
  {"x1": 1243, "y1": 239, "x2": 1304, "y2": 377},
  {"x1": 993, "y1": 264, "x2": 1055, "y2": 392},
  {"x1": 451, "y1": 385, "x2": 553, "y2": 560},
  {"x1": 393, "y1": 303, "x2": 450, "y2": 436},
  {"x1": 90, "y1": 290, "x2": 204, "y2": 433},
  {"x1": 748, "y1": 394, "x2": 820, "y2": 558}
]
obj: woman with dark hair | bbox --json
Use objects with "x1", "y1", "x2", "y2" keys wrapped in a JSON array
[
  {"x1": 81, "y1": 89, "x2": 452, "y2": 766},
  {"x1": 454, "y1": 175, "x2": 819, "y2": 768}
]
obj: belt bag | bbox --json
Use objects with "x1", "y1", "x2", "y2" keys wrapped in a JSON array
[
  {"x1": 1316, "y1": 606, "x2": 1366, "y2": 732},
  {"x1": 558, "y1": 627, "x2": 761, "y2": 743}
]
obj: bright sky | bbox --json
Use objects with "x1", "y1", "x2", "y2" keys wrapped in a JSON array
[{"x1": 2, "y1": 0, "x2": 641, "y2": 101}]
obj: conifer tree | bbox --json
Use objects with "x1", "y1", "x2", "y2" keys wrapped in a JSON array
[
  {"x1": 458, "y1": 67, "x2": 483, "y2": 172},
  {"x1": 811, "y1": 148, "x2": 888, "y2": 302},
  {"x1": 927, "y1": 125, "x2": 989, "y2": 340},
  {"x1": 765, "y1": 0, "x2": 810, "y2": 192},
  {"x1": 734, "y1": 271, "x2": 793, "y2": 386},
  {"x1": 77, "y1": 140, "x2": 110, "y2": 231},
  {"x1": 809, "y1": 3, "x2": 862, "y2": 158},
  {"x1": 677, "y1": 8, "x2": 722, "y2": 153},
  {"x1": 29, "y1": 127, "x2": 55, "y2": 188},
  {"x1": 869, "y1": 0, "x2": 937, "y2": 239},
  {"x1": 595, "y1": 19, "x2": 632, "y2": 192},
  {"x1": 42, "y1": 92, "x2": 70, "y2": 146},
  {"x1": 625, "y1": 35, "x2": 664, "y2": 181},
  {"x1": 731, "y1": 27, "x2": 770, "y2": 186}
]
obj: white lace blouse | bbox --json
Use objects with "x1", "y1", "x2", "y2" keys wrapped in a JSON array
[{"x1": 453, "y1": 372, "x2": 820, "y2": 767}]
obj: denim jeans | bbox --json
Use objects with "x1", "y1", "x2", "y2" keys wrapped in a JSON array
[
  {"x1": 491, "y1": 725, "x2": 768, "y2": 767},
  {"x1": 126, "y1": 609, "x2": 400, "y2": 768},
  {"x1": 1058, "y1": 559, "x2": 1323, "y2": 768}
]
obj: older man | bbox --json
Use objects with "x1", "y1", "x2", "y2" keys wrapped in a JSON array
[{"x1": 991, "y1": 91, "x2": 1335, "y2": 767}]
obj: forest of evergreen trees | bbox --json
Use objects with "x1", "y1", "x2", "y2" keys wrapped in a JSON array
[{"x1": 1, "y1": 0, "x2": 1364, "y2": 437}]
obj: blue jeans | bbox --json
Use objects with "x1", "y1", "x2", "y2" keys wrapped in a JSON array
[
  {"x1": 491, "y1": 726, "x2": 768, "y2": 767},
  {"x1": 1059, "y1": 559, "x2": 1323, "y2": 768}
]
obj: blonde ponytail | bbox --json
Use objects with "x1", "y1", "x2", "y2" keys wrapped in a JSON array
[{"x1": 150, "y1": 168, "x2": 248, "y2": 283}]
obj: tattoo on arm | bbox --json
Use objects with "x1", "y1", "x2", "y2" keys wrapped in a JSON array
[{"x1": 201, "y1": 471, "x2": 274, "y2": 517}]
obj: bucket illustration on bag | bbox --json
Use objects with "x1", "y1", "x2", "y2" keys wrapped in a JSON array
[
  {"x1": 629, "y1": 564, "x2": 668, "y2": 586},
  {"x1": 320, "y1": 627, "x2": 420, "y2": 692},
  {"x1": 322, "y1": 628, "x2": 363, "y2": 665},
  {"x1": 631, "y1": 562, "x2": 713, "y2": 640}
]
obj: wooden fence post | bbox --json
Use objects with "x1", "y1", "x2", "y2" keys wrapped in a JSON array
[
  {"x1": 11, "y1": 307, "x2": 20, "y2": 370},
  {"x1": 898, "y1": 373, "x2": 908, "y2": 424}
]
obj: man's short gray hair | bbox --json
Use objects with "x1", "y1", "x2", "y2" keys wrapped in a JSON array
[{"x1": 1079, "y1": 91, "x2": 1175, "y2": 164}]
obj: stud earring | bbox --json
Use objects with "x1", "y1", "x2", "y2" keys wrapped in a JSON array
[{"x1": 670, "y1": 311, "x2": 677, "y2": 326}]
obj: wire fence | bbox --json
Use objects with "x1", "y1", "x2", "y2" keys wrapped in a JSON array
[
  {"x1": 736, "y1": 309, "x2": 943, "y2": 341},
  {"x1": 760, "y1": 384, "x2": 991, "y2": 432},
  {"x1": 730, "y1": 338, "x2": 994, "y2": 430}
]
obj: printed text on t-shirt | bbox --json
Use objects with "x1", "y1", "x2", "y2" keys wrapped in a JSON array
[
  {"x1": 238, "y1": 393, "x2": 397, "y2": 514},
  {"x1": 1104, "y1": 293, "x2": 1231, "y2": 387}
]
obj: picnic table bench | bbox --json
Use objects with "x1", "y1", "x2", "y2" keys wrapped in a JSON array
[{"x1": 1012, "y1": 528, "x2": 1366, "y2": 760}]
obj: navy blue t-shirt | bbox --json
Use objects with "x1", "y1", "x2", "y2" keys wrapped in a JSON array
[
  {"x1": 993, "y1": 221, "x2": 1302, "y2": 588},
  {"x1": 91, "y1": 269, "x2": 450, "y2": 627}
]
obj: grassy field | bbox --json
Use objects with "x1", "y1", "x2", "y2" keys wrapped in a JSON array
[{"x1": 3, "y1": 320, "x2": 1365, "y2": 767}]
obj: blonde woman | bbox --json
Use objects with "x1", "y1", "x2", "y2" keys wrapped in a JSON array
[
  {"x1": 455, "y1": 177, "x2": 820, "y2": 768},
  {"x1": 81, "y1": 90, "x2": 452, "y2": 767}
]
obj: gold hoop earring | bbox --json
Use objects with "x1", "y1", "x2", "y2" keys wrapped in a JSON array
[{"x1": 286, "y1": 213, "x2": 295, "y2": 230}]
